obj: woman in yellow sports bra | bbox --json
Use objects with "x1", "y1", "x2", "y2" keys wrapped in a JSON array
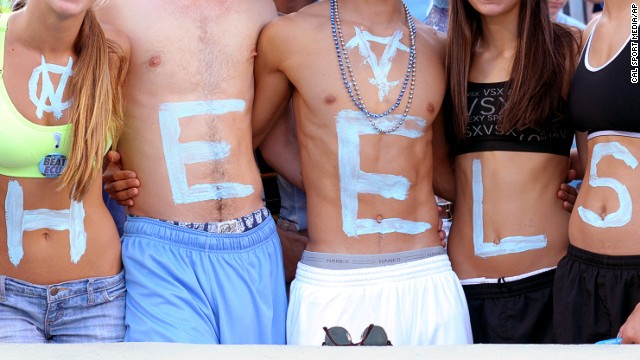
[{"x1": 0, "y1": 0, "x2": 129, "y2": 342}]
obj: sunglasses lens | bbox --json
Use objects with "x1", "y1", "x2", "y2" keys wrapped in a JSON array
[
  {"x1": 361, "y1": 325, "x2": 391, "y2": 346},
  {"x1": 323, "y1": 326, "x2": 353, "y2": 346}
]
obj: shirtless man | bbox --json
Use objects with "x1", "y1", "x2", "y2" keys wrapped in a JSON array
[
  {"x1": 95, "y1": 1, "x2": 287, "y2": 344},
  {"x1": 253, "y1": 0, "x2": 472, "y2": 345}
]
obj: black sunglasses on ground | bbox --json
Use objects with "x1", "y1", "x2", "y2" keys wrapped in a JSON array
[{"x1": 322, "y1": 324, "x2": 392, "y2": 346}]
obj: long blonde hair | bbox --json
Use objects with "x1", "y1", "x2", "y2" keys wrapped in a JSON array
[
  {"x1": 61, "y1": 9, "x2": 128, "y2": 200},
  {"x1": 14, "y1": 1, "x2": 128, "y2": 200}
]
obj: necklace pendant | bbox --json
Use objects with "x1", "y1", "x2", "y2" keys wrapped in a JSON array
[{"x1": 330, "y1": 0, "x2": 417, "y2": 134}]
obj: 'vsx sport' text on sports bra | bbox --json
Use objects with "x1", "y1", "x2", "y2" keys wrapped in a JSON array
[{"x1": 451, "y1": 81, "x2": 573, "y2": 157}]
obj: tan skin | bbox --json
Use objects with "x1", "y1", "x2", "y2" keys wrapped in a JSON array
[
  {"x1": 0, "y1": 0, "x2": 129, "y2": 285},
  {"x1": 571, "y1": 1, "x2": 640, "y2": 343},
  {"x1": 264, "y1": 0, "x2": 314, "y2": 284},
  {"x1": 96, "y1": 0, "x2": 277, "y2": 222},
  {"x1": 260, "y1": 3, "x2": 449, "y2": 259},
  {"x1": 258, "y1": 0, "x2": 314, "y2": 188},
  {"x1": 104, "y1": 1, "x2": 569, "y2": 248},
  {"x1": 107, "y1": 1, "x2": 451, "y2": 246},
  {"x1": 252, "y1": 0, "x2": 452, "y2": 254},
  {"x1": 102, "y1": 0, "x2": 451, "y2": 283},
  {"x1": 446, "y1": 0, "x2": 576, "y2": 279}
]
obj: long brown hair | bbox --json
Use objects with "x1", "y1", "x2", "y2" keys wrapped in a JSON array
[
  {"x1": 447, "y1": 0, "x2": 578, "y2": 141},
  {"x1": 15, "y1": 1, "x2": 128, "y2": 200}
]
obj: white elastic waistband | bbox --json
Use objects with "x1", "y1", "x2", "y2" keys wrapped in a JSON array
[
  {"x1": 294, "y1": 254, "x2": 453, "y2": 287},
  {"x1": 588, "y1": 130, "x2": 640, "y2": 140},
  {"x1": 459, "y1": 266, "x2": 556, "y2": 285},
  {"x1": 300, "y1": 246, "x2": 446, "y2": 270}
]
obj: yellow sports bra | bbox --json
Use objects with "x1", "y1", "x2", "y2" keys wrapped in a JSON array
[{"x1": 0, "y1": 13, "x2": 73, "y2": 178}]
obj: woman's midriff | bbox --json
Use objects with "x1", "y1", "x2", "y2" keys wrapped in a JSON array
[
  {"x1": 448, "y1": 152, "x2": 570, "y2": 279},
  {"x1": 569, "y1": 135, "x2": 640, "y2": 255},
  {"x1": 0, "y1": 176, "x2": 121, "y2": 285}
]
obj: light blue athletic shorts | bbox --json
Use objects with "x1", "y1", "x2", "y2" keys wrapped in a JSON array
[
  {"x1": 0, "y1": 271, "x2": 126, "y2": 343},
  {"x1": 122, "y1": 214, "x2": 287, "y2": 344}
]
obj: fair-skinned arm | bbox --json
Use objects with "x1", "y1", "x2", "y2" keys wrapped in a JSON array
[
  {"x1": 252, "y1": 16, "x2": 303, "y2": 188},
  {"x1": 98, "y1": 16, "x2": 138, "y2": 207},
  {"x1": 258, "y1": 102, "x2": 304, "y2": 189},
  {"x1": 252, "y1": 17, "x2": 294, "y2": 148}
]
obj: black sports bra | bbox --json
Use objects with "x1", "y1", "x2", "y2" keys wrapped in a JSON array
[
  {"x1": 451, "y1": 82, "x2": 573, "y2": 157},
  {"x1": 569, "y1": 28, "x2": 640, "y2": 135}
]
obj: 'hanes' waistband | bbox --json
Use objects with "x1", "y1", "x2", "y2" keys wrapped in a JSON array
[
  {"x1": 295, "y1": 250, "x2": 453, "y2": 287},
  {"x1": 300, "y1": 246, "x2": 446, "y2": 270}
]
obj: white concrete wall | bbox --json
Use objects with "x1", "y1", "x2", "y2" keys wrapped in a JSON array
[{"x1": 1, "y1": 343, "x2": 638, "y2": 360}]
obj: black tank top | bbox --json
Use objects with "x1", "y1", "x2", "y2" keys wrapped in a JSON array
[
  {"x1": 451, "y1": 81, "x2": 573, "y2": 156},
  {"x1": 569, "y1": 30, "x2": 640, "y2": 134}
]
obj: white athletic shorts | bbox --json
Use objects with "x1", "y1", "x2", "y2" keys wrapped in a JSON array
[{"x1": 286, "y1": 254, "x2": 473, "y2": 345}]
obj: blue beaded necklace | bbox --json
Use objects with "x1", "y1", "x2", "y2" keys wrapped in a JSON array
[{"x1": 330, "y1": 0, "x2": 417, "y2": 134}]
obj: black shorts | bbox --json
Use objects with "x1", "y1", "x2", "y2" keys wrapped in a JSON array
[
  {"x1": 553, "y1": 244, "x2": 640, "y2": 344},
  {"x1": 463, "y1": 269, "x2": 555, "y2": 344}
]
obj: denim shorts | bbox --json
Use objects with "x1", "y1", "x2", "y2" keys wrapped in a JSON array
[{"x1": 0, "y1": 270, "x2": 126, "y2": 343}]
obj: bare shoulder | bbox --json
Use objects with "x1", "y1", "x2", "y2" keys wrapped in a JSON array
[
  {"x1": 244, "y1": 0, "x2": 278, "y2": 29},
  {"x1": 415, "y1": 22, "x2": 447, "y2": 62},
  {"x1": 102, "y1": 23, "x2": 130, "y2": 56},
  {"x1": 94, "y1": 0, "x2": 124, "y2": 23},
  {"x1": 94, "y1": 0, "x2": 135, "y2": 33},
  {"x1": 259, "y1": 1, "x2": 326, "y2": 50},
  {"x1": 263, "y1": 1, "x2": 325, "y2": 35},
  {"x1": 581, "y1": 14, "x2": 600, "y2": 49},
  {"x1": 252, "y1": 0, "x2": 278, "y2": 13}
]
